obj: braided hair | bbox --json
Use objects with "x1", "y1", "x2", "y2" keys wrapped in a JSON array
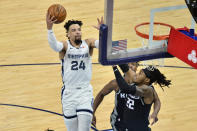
[{"x1": 142, "y1": 66, "x2": 171, "y2": 89}]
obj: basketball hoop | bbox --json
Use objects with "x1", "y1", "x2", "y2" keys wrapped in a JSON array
[
  {"x1": 134, "y1": 22, "x2": 174, "y2": 67},
  {"x1": 135, "y1": 22, "x2": 174, "y2": 40}
]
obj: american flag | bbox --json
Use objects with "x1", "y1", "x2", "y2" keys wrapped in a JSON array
[{"x1": 112, "y1": 39, "x2": 127, "y2": 52}]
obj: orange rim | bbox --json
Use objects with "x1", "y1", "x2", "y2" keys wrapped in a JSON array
[{"x1": 134, "y1": 22, "x2": 174, "y2": 40}]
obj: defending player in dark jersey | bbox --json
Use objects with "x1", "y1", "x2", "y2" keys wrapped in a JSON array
[
  {"x1": 92, "y1": 63, "x2": 161, "y2": 131},
  {"x1": 112, "y1": 64, "x2": 171, "y2": 131}
]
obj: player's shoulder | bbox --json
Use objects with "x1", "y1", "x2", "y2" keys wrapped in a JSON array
[
  {"x1": 141, "y1": 85, "x2": 154, "y2": 94},
  {"x1": 61, "y1": 40, "x2": 68, "y2": 50},
  {"x1": 84, "y1": 38, "x2": 91, "y2": 45},
  {"x1": 85, "y1": 38, "x2": 96, "y2": 46},
  {"x1": 62, "y1": 40, "x2": 68, "y2": 45}
]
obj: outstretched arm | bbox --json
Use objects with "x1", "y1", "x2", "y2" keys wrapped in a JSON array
[
  {"x1": 46, "y1": 12, "x2": 65, "y2": 52},
  {"x1": 92, "y1": 79, "x2": 118, "y2": 127},
  {"x1": 112, "y1": 65, "x2": 137, "y2": 95},
  {"x1": 87, "y1": 17, "x2": 104, "y2": 49},
  {"x1": 113, "y1": 65, "x2": 153, "y2": 98},
  {"x1": 119, "y1": 64, "x2": 137, "y2": 84},
  {"x1": 149, "y1": 90, "x2": 161, "y2": 125}
]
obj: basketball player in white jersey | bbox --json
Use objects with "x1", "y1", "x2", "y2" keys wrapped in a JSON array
[{"x1": 46, "y1": 13, "x2": 103, "y2": 131}]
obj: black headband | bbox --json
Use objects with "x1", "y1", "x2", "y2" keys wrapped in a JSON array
[
  {"x1": 142, "y1": 66, "x2": 157, "y2": 84},
  {"x1": 142, "y1": 68, "x2": 152, "y2": 79}
]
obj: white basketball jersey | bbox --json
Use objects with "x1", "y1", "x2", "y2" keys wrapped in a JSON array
[{"x1": 61, "y1": 40, "x2": 92, "y2": 88}]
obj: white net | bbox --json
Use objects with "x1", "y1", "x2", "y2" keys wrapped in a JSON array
[{"x1": 136, "y1": 22, "x2": 171, "y2": 67}]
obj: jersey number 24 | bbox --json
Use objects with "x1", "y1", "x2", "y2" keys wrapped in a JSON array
[{"x1": 71, "y1": 61, "x2": 86, "y2": 70}]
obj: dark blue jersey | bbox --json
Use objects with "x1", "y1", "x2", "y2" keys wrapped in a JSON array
[
  {"x1": 110, "y1": 83, "x2": 136, "y2": 131},
  {"x1": 123, "y1": 89, "x2": 153, "y2": 131},
  {"x1": 110, "y1": 89, "x2": 128, "y2": 130},
  {"x1": 112, "y1": 67, "x2": 153, "y2": 131}
]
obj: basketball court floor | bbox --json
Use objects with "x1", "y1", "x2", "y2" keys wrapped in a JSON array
[{"x1": 0, "y1": 0, "x2": 197, "y2": 131}]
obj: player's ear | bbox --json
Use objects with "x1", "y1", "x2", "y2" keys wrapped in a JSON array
[
  {"x1": 144, "y1": 77, "x2": 150, "y2": 84},
  {"x1": 66, "y1": 32, "x2": 70, "y2": 38}
]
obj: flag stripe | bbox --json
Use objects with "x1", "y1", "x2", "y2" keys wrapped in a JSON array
[{"x1": 112, "y1": 39, "x2": 127, "y2": 51}]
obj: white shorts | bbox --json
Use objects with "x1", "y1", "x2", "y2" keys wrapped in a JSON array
[{"x1": 61, "y1": 84, "x2": 94, "y2": 119}]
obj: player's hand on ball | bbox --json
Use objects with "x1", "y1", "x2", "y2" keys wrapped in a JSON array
[{"x1": 46, "y1": 12, "x2": 57, "y2": 30}]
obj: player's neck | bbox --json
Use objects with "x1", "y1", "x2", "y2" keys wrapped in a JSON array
[
  {"x1": 137, "y1": 82, "x2": 149, "y2": 87},
  {"x1": 69, "y1": 40, "x2": 82, "y2": 48}
]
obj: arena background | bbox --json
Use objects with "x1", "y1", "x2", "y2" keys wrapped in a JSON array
[{"x1": 0, "y1": 0, "x2": 197, "y2": 131}]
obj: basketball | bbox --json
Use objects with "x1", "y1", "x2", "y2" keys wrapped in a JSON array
[{"x1": 47, "y1": 4, "x2": 67, "y2": 24}]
